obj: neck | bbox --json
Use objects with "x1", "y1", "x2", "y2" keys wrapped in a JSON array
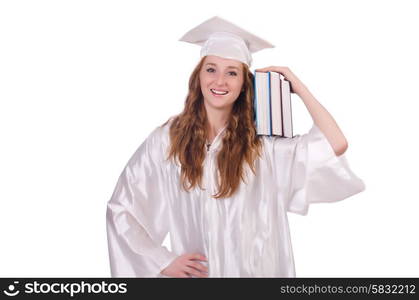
[{"x1": 205, "y1": 105, "x2": 231, "y2": 143}]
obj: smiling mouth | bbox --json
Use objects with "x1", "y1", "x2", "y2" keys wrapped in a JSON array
[{"x1": 210, "y1": 89, "x2": 229, "y2": 96}]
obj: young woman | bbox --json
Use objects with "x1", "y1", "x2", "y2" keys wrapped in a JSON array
[{"x1": 106, "y1": 17, "x2": 365, "y2": 278}]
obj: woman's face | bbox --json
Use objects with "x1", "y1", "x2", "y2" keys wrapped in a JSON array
[{"x1": 199, "y1": 55, "x2": 244, "y2": 111}]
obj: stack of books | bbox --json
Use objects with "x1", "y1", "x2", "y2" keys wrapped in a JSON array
[{"x1": 253, "y1": 71, "x2": 294, "y2": 137}]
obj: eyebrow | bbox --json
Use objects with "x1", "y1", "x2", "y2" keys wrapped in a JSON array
[{"x1": 205, "y1": 63, "x2": 240, "y2": 70}]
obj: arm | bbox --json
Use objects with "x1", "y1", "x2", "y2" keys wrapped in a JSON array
[
  {"x1": 106, "y1": 125, "x2": 209, "y2": 277},
  {"x1": 106, "y1": 128, "x2": 177, "y2": 277},
  {"x1": 255, "y1": 66, "x2": 348, "y2": 156},
  {"x1": 295, "y1": 86, "x2": 348, "y2": 156}
]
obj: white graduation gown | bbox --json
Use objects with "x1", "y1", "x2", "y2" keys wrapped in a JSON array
[{"x1": 106, "y1": 119, "x2": 366, "y2": 277}]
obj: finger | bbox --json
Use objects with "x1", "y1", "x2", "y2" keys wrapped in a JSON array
[
  {"x1": 256, "y1": 65, "x2": 274, "y2": 70},
  {"x1": 178, "y1": 272, "x2": 191, "y2": 278},
  {"x1": 187, "y1": 261, "x2": 209, "y2": 273},
  {"x1": 255, "y1": 67, "x2": 273, "y2": 72},
  {"x1": 188, "y1": 253, "x2": 208, "y2": 261},
  {"x1": 255, "y1": 69, "x2": 282, "y2": 74},
  {"x1": 184, "y1": 266, "x2": 208, "y2": 278},
  {"x1": 255, "y1": 66, "x2": 282, "y2": 72}
]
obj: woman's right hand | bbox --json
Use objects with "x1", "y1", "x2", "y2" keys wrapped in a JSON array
[{"x1": 160, "y1": 253, "x2": 209, "y2": 278}]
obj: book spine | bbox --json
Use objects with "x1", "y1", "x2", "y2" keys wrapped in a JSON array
[
  {"x1": 253, "y1": 72, "x2": 259, "y2": 134},
  {"x1": 289, "y1": 80, "x2": 294, "y2": 138},
  {"x1": 280, "y1": 77, "x2": 284, "y2": 137},
  {"x1": 268, "y1": 72, "x2": 272, "y2": 136}
]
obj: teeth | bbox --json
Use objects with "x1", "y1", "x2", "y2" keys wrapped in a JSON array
[{"x1": 211, "y1": 89, "x2": 228, "y2": 95}]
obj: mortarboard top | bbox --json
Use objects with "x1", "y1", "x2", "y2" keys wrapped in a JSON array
[{"x1": 179, "y1": 16, "x2": 275, "y2": 67}]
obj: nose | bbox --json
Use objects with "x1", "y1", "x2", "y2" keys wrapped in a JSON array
[{"x1": 215, "y1": 73, "x2": 226, "y2": 86}]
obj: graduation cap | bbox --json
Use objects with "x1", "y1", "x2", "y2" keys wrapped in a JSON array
[{"x1": 179, "y1": 16, "x2": 275, "y2": 67}]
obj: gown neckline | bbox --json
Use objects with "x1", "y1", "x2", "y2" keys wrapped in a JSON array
[{"x1": 206, "y1": 125, "x2": 227, "y2": 152}]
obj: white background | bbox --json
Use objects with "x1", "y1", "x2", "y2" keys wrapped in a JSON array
[{"x1": 1, "y1": 0, "x2": 418, "y2": 277}]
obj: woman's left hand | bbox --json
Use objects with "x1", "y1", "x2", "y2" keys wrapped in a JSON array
[{"x1": 254, "y1": 66, "x2": 307, "y2": 95}]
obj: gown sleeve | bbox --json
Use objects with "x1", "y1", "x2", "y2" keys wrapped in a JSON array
[
  {"x1": 106, "y1": 126, "x2": 178, "y2": 277},
  {"x1": 285, "y1": 123, "x2": 366, "y2": 216}
]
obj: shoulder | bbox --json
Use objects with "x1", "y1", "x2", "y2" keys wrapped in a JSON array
[
  {"x1": 123, "y1": 117, "x2": 176, "y2": 169},
  {"x1": 147, "y1": 116, "x2": 176, "y2": 143},
  {"x1": 143, "y1": 116, "x2": 176, "y2": 159},
  {"x1": 259, "y1": 124, "x2": 329, "y2": 159},
  {"x1": 259, "y1": 134, "x2": 301, "y2": 157}
]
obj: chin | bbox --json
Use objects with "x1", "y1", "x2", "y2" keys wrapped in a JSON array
[{"x1": 205, "y1": 99, "x2": 235, "y2": 110}]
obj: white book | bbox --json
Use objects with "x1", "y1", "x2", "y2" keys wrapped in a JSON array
[
  {"x1": 281, "y1": 79, "x2": 293, "y2": 138},
  {"x1": 254, "y1": 72, "x2": 271, "y2": 135},
  {"x1": 269, "y1": 72, "x2": 283, "y2": 136}
]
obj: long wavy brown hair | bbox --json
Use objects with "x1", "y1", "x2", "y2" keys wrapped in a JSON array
[{"x1": 163, "y1": 56, "x2": 262, "y2": 199}]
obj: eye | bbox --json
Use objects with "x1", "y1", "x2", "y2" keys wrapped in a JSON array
[
  {"x1": 206, "y1": 68, "x2": 215, "y2": 73},
  {"x1": 228, "y1": 71, "x2": 237, "y2": 76}
]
